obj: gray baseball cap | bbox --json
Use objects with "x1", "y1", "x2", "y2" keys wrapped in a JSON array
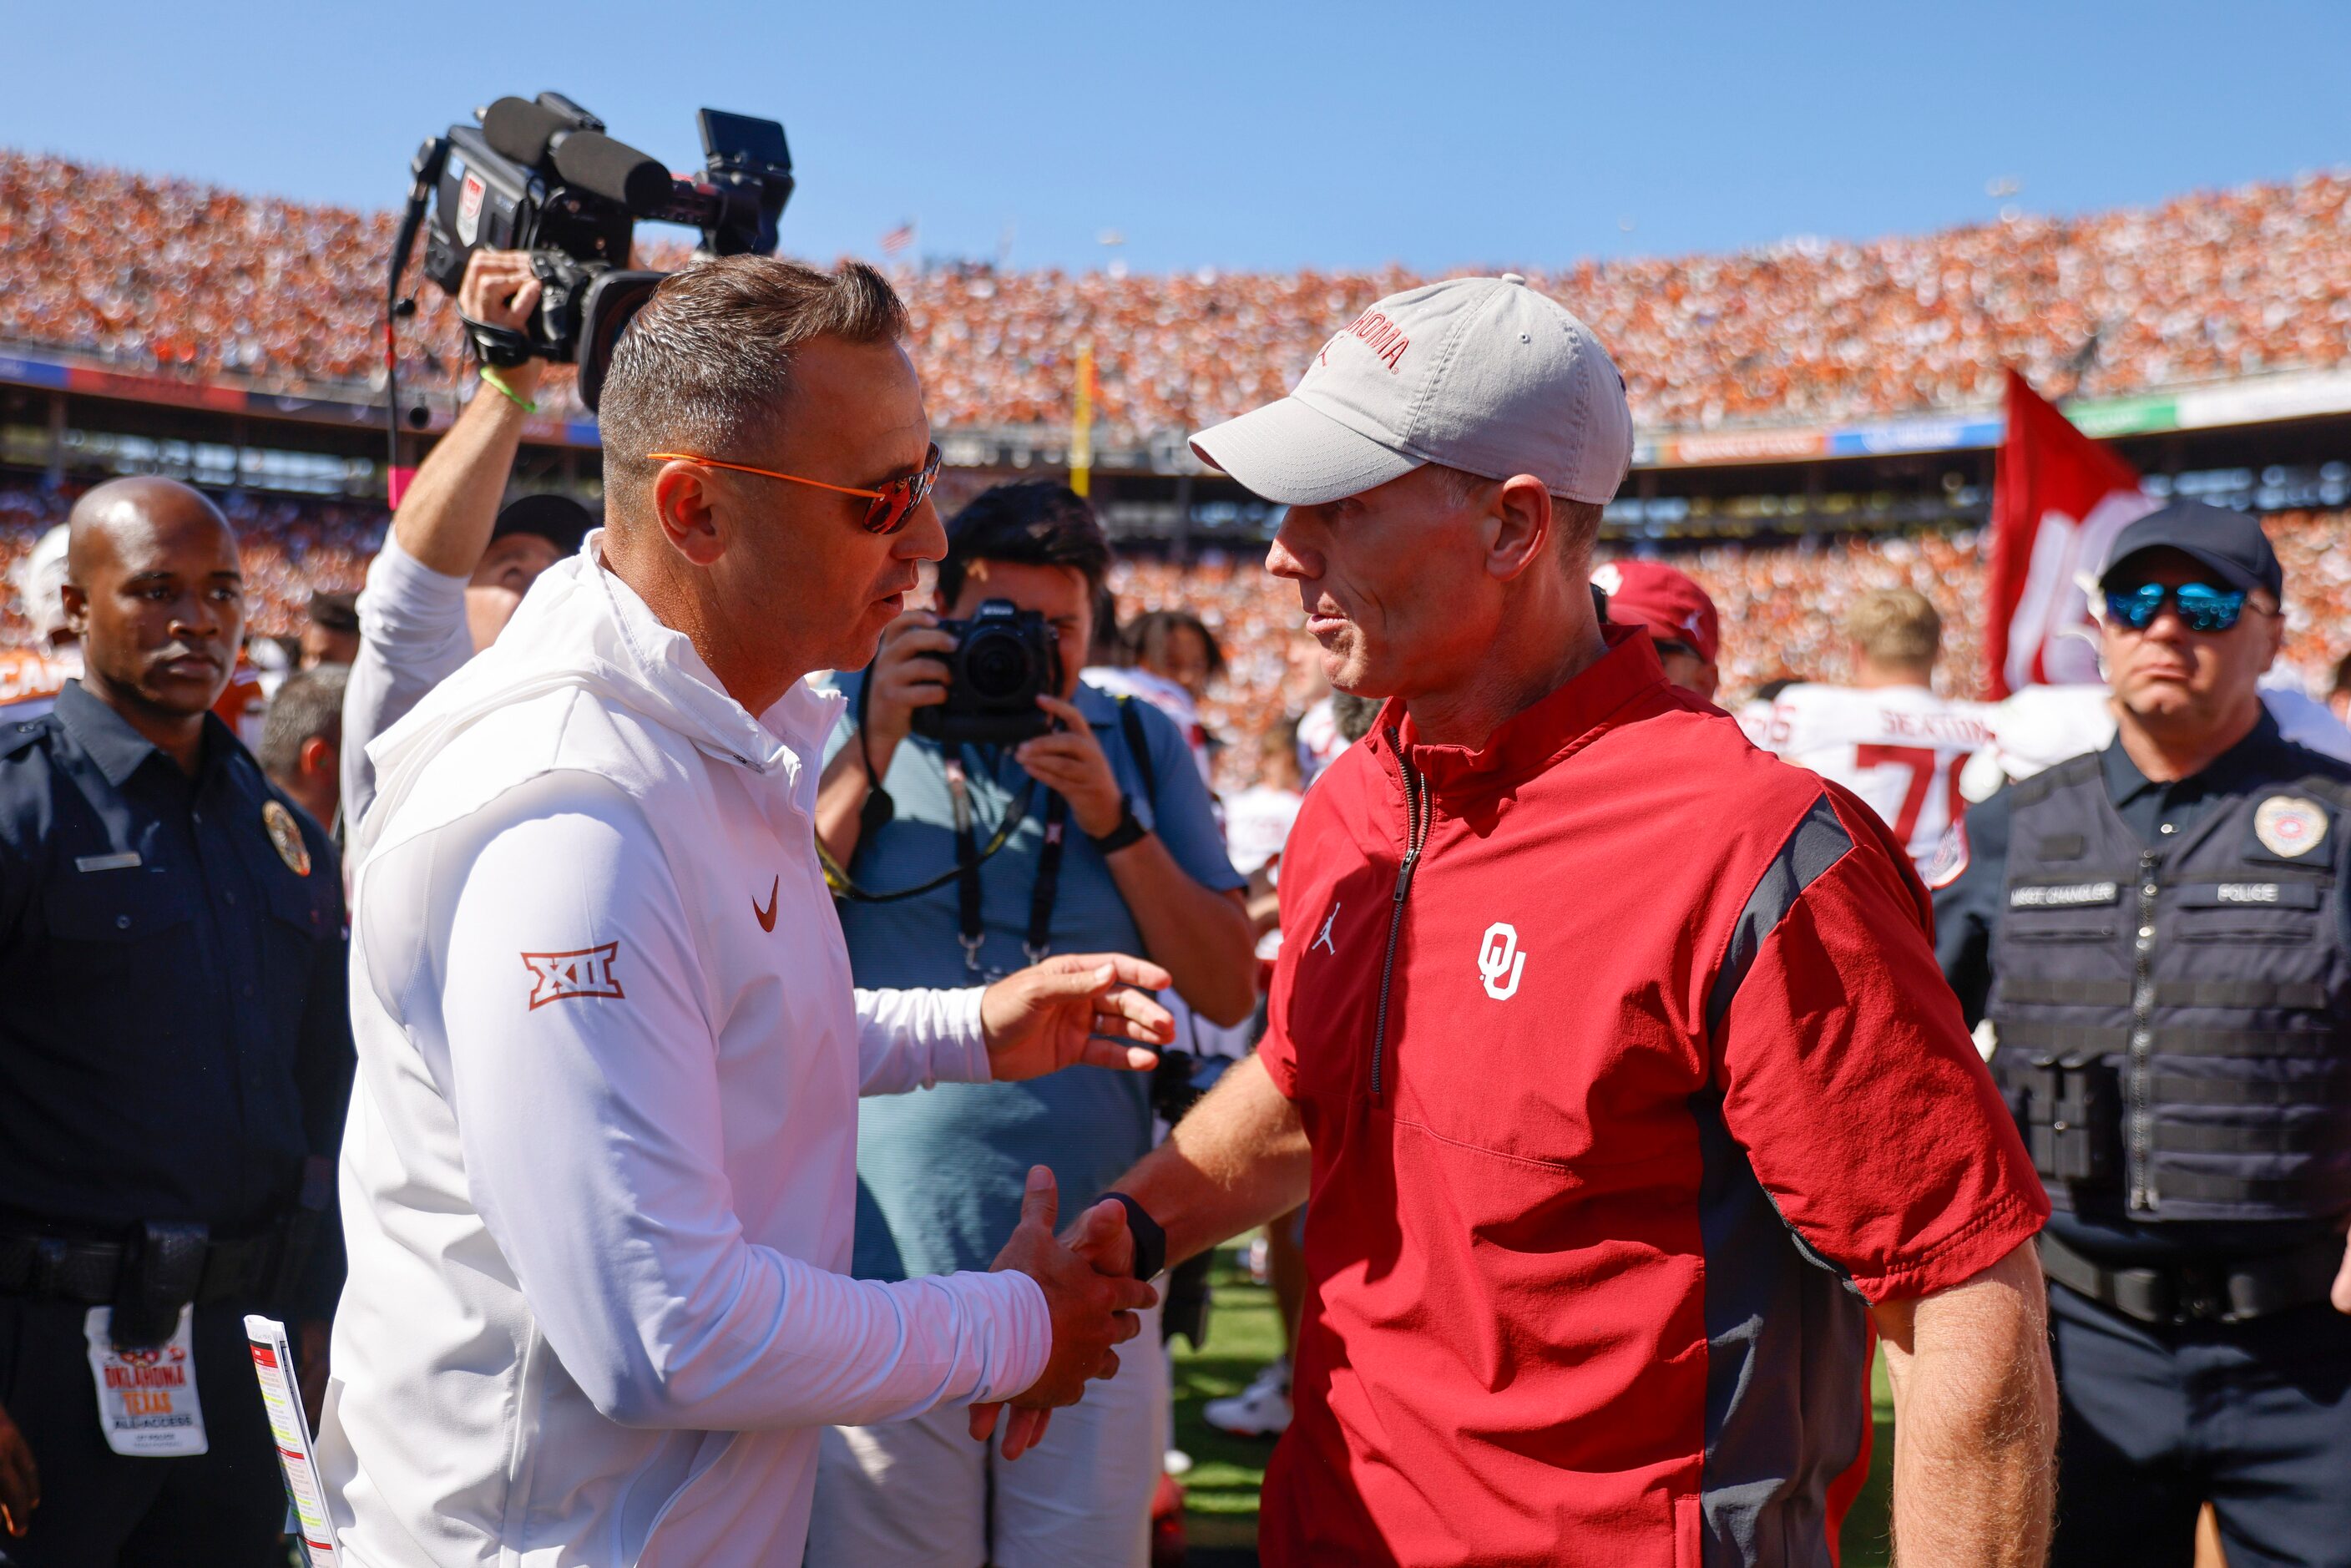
[{"x1": 1191, "y1": 275, "x2": 1633, "y2": 508}]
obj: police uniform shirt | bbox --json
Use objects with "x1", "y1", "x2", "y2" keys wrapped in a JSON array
[
  {"x1": 1934, "y1": 707, "x2": 2351, "y2": 1262},
  {"x1": 0, "y1": 680, "x2": 351, "y2": 1255}
]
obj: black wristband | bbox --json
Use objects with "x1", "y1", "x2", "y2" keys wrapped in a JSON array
[
  {"x1": 1088, "y1": 795, "x2": 1150, "y2": 855},
  {"x1": 460, "y1": 312, "x2": 535, "y2": 369},
  {"x1": 1103, "y1": 1191, "x2": 1166, "y2": 1281}
]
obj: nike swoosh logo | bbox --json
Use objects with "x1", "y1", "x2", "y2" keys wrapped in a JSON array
[{"x1": 753, "y1": 875, "x2": 779, "y2": 933}]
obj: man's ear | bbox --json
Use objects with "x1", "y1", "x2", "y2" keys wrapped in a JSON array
[
  {"x1": 1486, "y1": 476, "x2": 1553, "y2": 583},
  {"x1": 58, "y1": 582, "x2": 88, "y2": 640},
  {"x1": 650, "y1": 463, "x2": 728, "y2": 568},
  {"x1": 300, "y1": 735, "x2": 336, "y2": 778}
]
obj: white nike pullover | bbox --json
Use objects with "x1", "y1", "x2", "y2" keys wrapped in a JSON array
[{"x1": 319, "y1": 538, "x2": 1049, "y2": 1567}]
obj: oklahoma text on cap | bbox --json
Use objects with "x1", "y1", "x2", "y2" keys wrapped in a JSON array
[{"x1": 1191, "y1": 276, "x2": 1635, "y2": 508}]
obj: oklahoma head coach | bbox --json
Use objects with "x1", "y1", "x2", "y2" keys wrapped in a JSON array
[{"x1": 1083, "y1": 277, "x2": 2060, "y2": 1566}]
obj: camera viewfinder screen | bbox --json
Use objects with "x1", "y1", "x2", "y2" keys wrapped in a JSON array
[{"x1": 700, "y1": 110, "x2": 790, "y2": 171}]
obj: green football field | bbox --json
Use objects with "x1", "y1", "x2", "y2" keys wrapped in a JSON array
[{"x1": 1170, "y1": 1247, "x2": 1899, "y2": 1566}]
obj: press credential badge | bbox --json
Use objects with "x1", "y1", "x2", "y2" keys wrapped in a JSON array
[{"x1": 83, "y1": 1304, "x2": 208, "y2": 1456}]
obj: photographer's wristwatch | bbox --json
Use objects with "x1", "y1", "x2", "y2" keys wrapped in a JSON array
[
  {"x1": 1102, "y1": 1192, "x2": 1167, "y2": 1281},
  {"x1": 1088, "y1": 794, "x2": 1150, "y2": 855}
]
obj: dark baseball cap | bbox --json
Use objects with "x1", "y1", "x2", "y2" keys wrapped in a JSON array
[
  {"x1": 306, "y1": 589, "x2": 360, "y2": 635},
  {"x1": 2099, "y1": 499, "x2": 2282, "y2": 599},
  {"x1": 493, "y1": 493, "x2": 596, "y2": 555}
]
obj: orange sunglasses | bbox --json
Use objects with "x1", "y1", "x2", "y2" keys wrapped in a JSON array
[{"x1": 645, "y1": 443, "x2": 942, "y2": 535}]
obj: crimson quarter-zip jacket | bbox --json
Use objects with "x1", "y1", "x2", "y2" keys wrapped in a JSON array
[{"x1": 1256, "y1": 626, "x2": 2047, "y2": 1567}]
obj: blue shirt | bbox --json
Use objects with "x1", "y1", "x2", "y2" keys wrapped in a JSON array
[
  {"x1": 825, "y1": 677, "x2": 1242, "y2": 1279},
  {"x1": 0, "y1": 681, "x2": 351, "y2": 1248}
]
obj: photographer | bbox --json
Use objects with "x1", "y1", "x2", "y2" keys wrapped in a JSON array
[
  {"x1": 808, "y1": 483, "x2": 1254, "y2": 1568},
  {"x1": 339, "y1": 249, "x2": 590, "y2": 830}
]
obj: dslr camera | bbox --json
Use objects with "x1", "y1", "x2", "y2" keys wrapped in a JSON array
[
  {"x1": 389, "y1": 93, "x2": 794, "y2": 411},
  {"x1": 912, "y1": 599, "x2": 1061, "y2": 746}
]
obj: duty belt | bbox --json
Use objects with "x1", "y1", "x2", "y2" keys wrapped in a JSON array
[
  {"x1": 0, "y1": 1224, "x2": 285, "y2": 1307},
  {"x1": 2040, "y1": 1229, "x2": 2343, "y2": 1325}
]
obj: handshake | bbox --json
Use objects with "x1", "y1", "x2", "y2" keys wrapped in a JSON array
[
  {"x1": 971, "y1": 1166, "x2": 1158, "y2": 1460},
  {"x1": 967, "y1": 954, "x2": 1177, "y2": 1460}
]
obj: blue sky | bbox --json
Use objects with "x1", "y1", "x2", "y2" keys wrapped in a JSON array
[{"x1": 5, "y1": 1, "x2": 2345, "y2": 275}]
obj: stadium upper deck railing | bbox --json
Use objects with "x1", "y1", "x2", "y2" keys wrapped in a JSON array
[{"x1": 7, "y1": 337, "x2": 2351, "y2": 476}]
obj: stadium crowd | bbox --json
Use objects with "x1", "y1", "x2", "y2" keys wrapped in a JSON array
[{"x1": 7, "y1": 149, "x2": 2350, "y2": 434}]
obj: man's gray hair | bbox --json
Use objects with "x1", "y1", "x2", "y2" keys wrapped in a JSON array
[
  {"x1": 259, "y1": 663, "x2": 346, "y2": 781},
  {"x1": 1435, "y1": 465, "x2": 1605, "y2": 567},
  {"x1": 596, "y1": 255, "x2": 909, "y2": 515}
]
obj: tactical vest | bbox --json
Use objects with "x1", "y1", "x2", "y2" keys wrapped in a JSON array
[{"x1": 1988, "y1": 753, "x2": 2351, "y2": 1223}]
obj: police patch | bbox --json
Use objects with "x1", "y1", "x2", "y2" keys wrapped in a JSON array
[
  {"x1": 1922, "y1": 818, "x2": 1969, "y2": 889},
  {"x1": 2253, "y1": 796, "x2": 2328, "y2": 859},
  {"x1": 260, "y1": 800, "x2": 311, "y2": 878}
]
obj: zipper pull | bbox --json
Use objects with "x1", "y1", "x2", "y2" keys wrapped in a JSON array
[{"x1": 1393, "y1": 846, "x2": 1420, "y2": 903}]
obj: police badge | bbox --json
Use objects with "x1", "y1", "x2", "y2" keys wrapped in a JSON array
[
  {"x1": 261, "y1": 800, "x2": 312, "y2": 877},
  {"x1": 1923, "y1": 818, "x2": 1969, "y2": 889},
  {"x1": 2253, "y1": 795, "x2": 2327, "y2": 860}
]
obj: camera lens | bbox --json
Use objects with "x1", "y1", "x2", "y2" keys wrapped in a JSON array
[{"x1": 963, "y1": 630, "x2": 1036, "y2": 702}]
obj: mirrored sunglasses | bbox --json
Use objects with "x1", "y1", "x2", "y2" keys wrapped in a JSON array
[{"x1": 2102, "y1": 581, "x2": 2249, "y2": 634}]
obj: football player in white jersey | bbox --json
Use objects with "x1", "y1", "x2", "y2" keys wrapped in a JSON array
[{"x1": 1760, "y1": 588, "x2": 1990, "y2": 872}]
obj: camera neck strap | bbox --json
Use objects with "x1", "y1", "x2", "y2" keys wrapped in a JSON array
[
  {"x1": 948, "y1": 755, "x2": 1067, "y2": 977},
  {"x1": 816, "y1": 679, "x2": 1036, "y2": 906}
]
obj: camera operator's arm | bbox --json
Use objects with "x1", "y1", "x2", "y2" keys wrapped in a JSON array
[
  {"x1": 1021, "y1": 695, "x2": 1256, "y2": 1028},
  {"x1": 392, "y1": 250, "x2": 543, "y2": 575},
  {"x1": 816, "y1": 610, "x2": 955, "y2": 866},
  {"x1": 343, "y1": 250, "x2": 545, "y2": 829}
]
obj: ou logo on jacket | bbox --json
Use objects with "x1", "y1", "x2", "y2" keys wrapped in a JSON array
[{"x1": 1478, "y1": 922, "x2": 1526, "y2": 1001}]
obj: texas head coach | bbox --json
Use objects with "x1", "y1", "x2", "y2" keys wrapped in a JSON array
[
  {"x1": 1079, "y1": 277, "x2": 2060, "y2": 1566},
  {"x1": 317, "y1": 258, "x2": 1161, "y2": 1567}
]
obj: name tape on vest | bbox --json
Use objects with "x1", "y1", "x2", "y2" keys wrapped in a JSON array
[{"x1": 2010, "y1": 880, "x2": 2121, "y2": 909}]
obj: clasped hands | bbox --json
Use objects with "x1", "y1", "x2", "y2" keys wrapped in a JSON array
[{"x1": 971, "y1": 953, "x2": 1176, "y2": 1459}]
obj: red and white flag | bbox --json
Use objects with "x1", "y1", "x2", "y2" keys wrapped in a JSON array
[
  {"x1": 879, "y1": 222, "x2": 914, "y2": 256},
  {"x1": 1984, "y1": 368, "x2": 2155, "y2": 696}
]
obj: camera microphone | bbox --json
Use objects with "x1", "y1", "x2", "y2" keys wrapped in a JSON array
[
  {"x1": 550, "y1": 132, "x2": 674, "y2": 215},
  {"x1": 480, "y1": 96, "x2": 569, "y2": 168},
  {"x1": 481, "y1": 101, "x2": 669, "y2": 215}
]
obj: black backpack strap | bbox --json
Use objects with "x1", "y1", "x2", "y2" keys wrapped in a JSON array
[{"x1": 1116, "y1": 695, "x2": 1159, "y2": 812}]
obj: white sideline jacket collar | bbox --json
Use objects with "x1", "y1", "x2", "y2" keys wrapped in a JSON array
[{"x1": 355, "y1": 532, "x2": 837, "y2": 871}]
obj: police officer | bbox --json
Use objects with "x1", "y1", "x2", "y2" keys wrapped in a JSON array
[
  {"x1": 1937, "y1": 498, "x2": 2351, "y2": 1567},
  {"x1": 0, "y1": 477, "x2": 351, "y2": 1566}
]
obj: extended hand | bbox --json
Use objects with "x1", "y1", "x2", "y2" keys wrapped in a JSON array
[
  {"x1": 2334, "y1": 1233, "x2": 2351, "y2": 1315},
  {"x1": 970, "y1": 1167, "x2": 1157, "y2": 1459},
  {"x1": 981, "y1": 953, "x2": 1173, "y2": 1082},
  {"x1": 1016, "y1": 695, "x2": 1127, "y2": 838},
  {"x1": 0, "y1": 1395, "x2": 37, "y2": 1538}
]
